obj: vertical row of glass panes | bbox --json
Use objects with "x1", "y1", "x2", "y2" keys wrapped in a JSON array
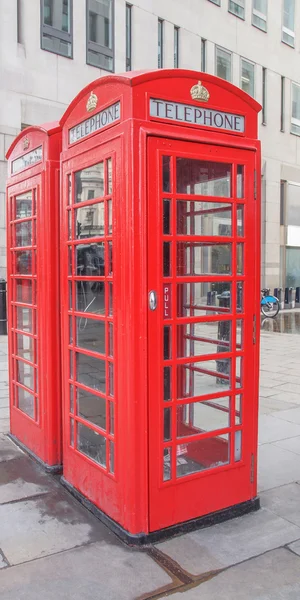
[
  {"x1": 162, "y1": 155, "x2": 245, "y2": 482},
  {"x1": 67, "y1": 158, "x2": 115, "y2": 475},
  {"x1": 10, "y1": 190, "x2": 38, "y2": 420}
]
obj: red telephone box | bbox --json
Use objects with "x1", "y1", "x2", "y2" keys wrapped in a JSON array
[
  {"x1": 6, "y1": 123, "x2": 62, "y2": 470},
  {"x1": 60, "y1": 70, "x2": 261, "y2": 542}
]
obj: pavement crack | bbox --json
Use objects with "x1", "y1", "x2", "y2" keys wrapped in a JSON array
[{"x1": 0, "y1": 491, "x2": 51, "y2": 507}]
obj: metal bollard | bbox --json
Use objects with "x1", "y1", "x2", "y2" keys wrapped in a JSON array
[
  {"x1": 290, "y1": 287, "x2": 296, "y2": 309},
  {"x1": 284, "y1": 287, "x2": 295, "y2": 309},
  {"x1": 296, "y1": 286, "x2": 300, "y2": 308},
  {"x1": 274, "y1": 287, "x2": 284, "y2": 310},
  {"x1": 0, "y1": 279, "x2": 7, "y2": 335}
]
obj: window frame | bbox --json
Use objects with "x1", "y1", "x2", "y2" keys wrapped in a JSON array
[
  {"x1": 252, "y1": 0, "x2": 267, "y2": 32},
  {"x1": 291, "y1": 81, "x2": 300, "y2": 136},
  {"x1": 86, "y1": 0, "x2": 115, "y2": 72},
  {"x1": 158, "y1": 18, "x2": 164, "y2": 69},
  {"x1": 281, "y1": 76, "x2": 285, "y2": 132},
  {"x1": 126, "y1": 3, "x2": 132, "y2": 71},
  {"x1": 208, "y1": 0, "x2": 221, "y2": 5},
  {"x1": 282, "y1": 0, "x2": 295, "y2": 48},
  {"x1": 240, "y1": 57, "x2": 255, "y2": 98},
  {"x1": 201, "y1": 38, "x2": 207, "y2": 72},
  {"x1": 40, "y1": 0, "x2": 73, "y2": 59},
  {"x1": 228, "y1": 0, "x2": 245, "y2": 19},
  {"x1": 215, "y1": 45, "x2": 232, "y2": 83},
  {"x1": 174, "y1": 26, "x2": 179, "y2": 68}
]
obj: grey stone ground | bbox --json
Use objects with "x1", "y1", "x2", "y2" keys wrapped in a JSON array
[{"x1": 1, "y1": 323, "x2": 300, "y2": 599}]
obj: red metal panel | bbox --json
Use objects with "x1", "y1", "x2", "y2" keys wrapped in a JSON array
[{"x1": 6, "y1": 125, "x2": 62, "y2": 467}]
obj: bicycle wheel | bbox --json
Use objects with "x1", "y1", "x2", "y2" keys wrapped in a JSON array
[{"x1": 261, "y1": 300, "x2": 279, "y2": 318}]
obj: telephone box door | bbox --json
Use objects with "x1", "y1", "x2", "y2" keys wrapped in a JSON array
[{"x1": 148, "y1": 137, "x2": 259, "y2": 531}]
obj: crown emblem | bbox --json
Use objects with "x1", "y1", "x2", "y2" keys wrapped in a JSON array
[
  {"x1": 23, "y1": 136, "x2": 30, "y2": 150},
  {"x1": 190, "y1": 81, "x2": 210, "y2": 102},
  {"x1": 86, "y1": 91, "x2": 98, "y2": 113}
]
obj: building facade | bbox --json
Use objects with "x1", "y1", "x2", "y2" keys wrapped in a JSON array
[{"x1": 1, "y1": 0, "x2": 300, "y2": 288}]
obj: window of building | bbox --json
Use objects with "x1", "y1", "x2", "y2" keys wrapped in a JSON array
[
  {"x1": 280, "y1": 181, "x2": 286, "y2": 225},
  {"x1": 86, "y1": 0, "x2": 114, "y2": 71},
  {"x1": 201, "y1": 38, "x2": 207, "y2": 72},
  {"x1": 158, "y1": 19, "x2": 163, "y2": 68},
  {"x1": 216, "y1": 46, "x2": 232, "y2": 82},
  {"x1": 262, "y1": 67, "x2": 267, "y2": 125},
  {"x1": 281, "y1": 76, "x2": 285, "y2": 132},
  {"x1": 252, "y1": 0, "x2": 267, "y2": 31},
  {"x1": 208, "y1": 0, "x2": 221, "y2": 5},
  {"x1": 241, "y1": 59, "x2": 255, "y2": 97},
  {"x1": 282, "y1": 0, "x2": 295, "y2": 47},
  {"x1": 41, "y1": 0, "x2": 72, "y2": 57},
  {"x1": 228, "y1": 0, "x2": 245, "y2": 19},
  {"x1": 174, "y1": 26, "x2": 179, "y2": 68},
  {"x1": 291, "y1": 82, "x2": 300, "y2": 135},
  {"x1": 126, "y1": 4, "x2": 132, "y2": 71}
]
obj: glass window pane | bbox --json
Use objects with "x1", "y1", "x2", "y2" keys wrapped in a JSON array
[
  {"x1": 164, "y1": 407, "x2": 171, "y2": 441},
  {"x1": 283, "y1": 0, "x2": 295, "y2": 32},
  {"x1": 76, "y1": 280, "x2": 105, "y2": 315},
  {"x1": 76, "y1": 242, "x2": 105, "y2": 277},
  {"x1": 70, "y1": 418, "x2": 74, "y2": 446},
  {"x1": 236, "y1": 357, "x2": 243, "y2": 388},
  {"x1": 16, "y1": 192, "x2": 32, "y2": 219},
  {"x1": 41, "y1": 33, "x2": 72, "y2": 57},
  {"x1": 17, "y1": 385, "x2": 34, "y2": 418},
  {"x1": 76, "y1": 317, "x2": 105, "y2": 355},
  {"x1": 43, "y1": 0, "x2": 71, "y2": 32},
  {"x1": 176, "y1": 434, "x2": 229, "y2": 477},
  {"x1": 163, "y1": 156, "x2": 171, "y2": 192},
  {"x1": 109, "y1": 440, "x2": 114, "y2": 474},
  {"x1": 107, "y1": 199, "x2": 112, "y2": 234},
  {"x1": 177, "y1": 321, "x2": 231, "y2": 358},
  {"x1": 241, "y1": 59, "x2": 255, "y2": 97},
  {"x1": 16, "y1": 307, "x2": 33, "y2": 333},
  {"x1": 15, "y1": 251, "x2": 32, "y2": 275},
  {"x1": 16, "y1": 334, "x2": 34, "y2": 362},
  {"x1": 164, "y1": 366, "x2": 171, "y2": 400},
  {"x1": 177, "y1": 359, "x2": 231, "y2": 399},
  {"x1": 164, "y1": 326, "x2": 171, "y2": 359},
  {"x1": 77, "y1": 421, "x2": 106, "y2": 467},
  {"x1": 163, "y1": 199, "x2": 171, "y2": 234},
  {"x1": 177, "y1": 158, "x2": 231, "y2": 197},
  {"x1": 236, "y1": 320, "x2": 244, "y2": 350},
  {"x1": 88, "y1": 0, "x2": 113, "y2": 48},
  {"x1": 286, "y1": 183, "x2": 300, "y2": 226},
  {"x1": 163, "y1": 447, "x2": 172, "y2": 481},
  {"x1": 108, "y1": 322, "x2": 113, "y2": 357},
  {"x1": 177, "y1": 201, "x2": 232, "y2": 236},
  {"x1": 235, "y1": 430, "x2": 242, "y2": 461},
  {"x1": 163, "y1": 242, "x2": 171, "y2": 277},
  {"x1": 158, "y1": 19, "x2": 163, "y2": 68},
  {"x1": 108, "y1": 282, "x2": 113, "y2": 316},
  {"x1": 75, "y1": 163, "x2": 104, "y2": 203},
  {"x1": 237, "y1": 243, "x2": 244, "y2": 274},
  {"x1": 107, "y1": 158, "x2": 112, "y2": 194},
  {"x1": 216, "y1": 47, "x2": 232, "y2": 82},
  {"x1": 229, "y1": 0, "x2": 245, "y2": 19},
  {"x1": 177, "y1": 397, "x2": 230, "y2": 437},
  {"x1": 15, "y1": 222, "x2": 32, "y2": 247},
  {"x1": 177, "y1": 242, "x2": 232, "y2": 276},
  {"x1": 177, "y1": 282, "x2": 232, "y2": 317},
  {"x1": 108, "y1": 362, "x2": 114, "y2": 397},
  {"x1": 75, "y1": 203, "x2": 104, "y2": 239},
  {"x1": 237, "y1": 205, "x2": 244, "y2": 235},
  {"x1": 16, "y1": 279, "x2": 32, "y2": 304},
  {"x1": 76, "y1": 387, "x2": 106, "y2": 430},
  {"x1": 76, "y1": 352, "x2": 106, "y2": 393},
  {"x1": 17, "y1": 361, "x2": 34, "y2": 390},
  {"x1": 109, "y1": 401, "x2": 114, "y2": 434},
  {"x1": 235, "y1": 394, "x2": 242, "y2": 424},
  {"x1": 237, "y1": 282, "x2": 244, "y2": 312}
]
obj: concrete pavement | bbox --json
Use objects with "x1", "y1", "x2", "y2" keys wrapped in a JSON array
[{"x1": 1, "y1": 329, "x2": 300, "y2": 599}]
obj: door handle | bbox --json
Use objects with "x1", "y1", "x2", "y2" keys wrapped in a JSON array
[{"x1": 149, "y1": 290, "x2": 157, "y2": 311}]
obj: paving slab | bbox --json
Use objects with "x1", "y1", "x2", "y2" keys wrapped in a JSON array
[
  {"x1": 0, "y1": 419, "x2": 10, "y2": 433},
  {"x1": 274, "y1": 435, "x2": 300, "y2": 455},
  {"x1": 0, "y1": 487, "x2": 117, "y2": 565},
  {"x1": 272, "y1": 382, "x2": 300, "y2": 395},
  {"x1": 265, "y1": 391, "x2": 300, "y2": 405},
  {"x1": 0, "y1": 454, "x2": 55, "y2": 504},
  {"x1": 0, "y1": 407, "x2": 9, "y2": 419},
  {"x1": 259, "y1": 414, "x2": 300, "y2": 445},
  {"x1": 170, "y1": 548, "x2": 300, "y2": 600},
  {"x1": 258, "y1": 443, "x2": 300, "y2": 491},
  {"x1": 258, "y1": 397, "x2": 299, "y2": 415},
  {"x1": 288, "y1": 539, "x2": 300, "y2": 556},
  {"x1": 271, "y1": 407, "x2": 300, "y2": 425},
  {"x1": 0, "y1": 540, "x2": 172, "y2": 600},
  {"x1": 0, "y1": 397, "x2": 9, "y2": 408},
  {"x1": 156, "y1": 508, "x2": 300, "y2": 576},
  {"x1": 0, "y1": 434, "x2": 23, "y2": 463},
  {"x1": 261, "y1": 482, "x2": 300, "y2": 527}
]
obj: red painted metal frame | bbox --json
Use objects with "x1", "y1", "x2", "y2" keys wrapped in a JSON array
[
  {"x1": 6, "y1": 124, "x2": 62, "y2": 467},
  {"x1": 59, "y1": 69, "x2": 261, "y2": 535}
]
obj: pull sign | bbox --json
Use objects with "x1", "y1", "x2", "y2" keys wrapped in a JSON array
[
  {"x1": 149, "y1": 291, "x2": 157, "y2": 311},
  {"x1": 164, "y1": 284, "x2": 172, "y2": 318}
]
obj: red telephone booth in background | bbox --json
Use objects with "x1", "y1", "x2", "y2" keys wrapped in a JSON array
[
  {"x1": 6, "y1": 123, "x2": 62, "y2": 471},
  {"x1": 60, "y1": 70, "x2": 261, "y2": 543}
]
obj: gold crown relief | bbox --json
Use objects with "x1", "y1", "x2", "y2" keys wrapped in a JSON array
[
  {"x1": 190, "y1": 81, "x2": 210, "y2": 102},
  {"x1": 86, "y1": 91, "x2": 98, "y2": 113},
  {"x1": 23, "y1": 136, "x2": 30, "y2": 151}
]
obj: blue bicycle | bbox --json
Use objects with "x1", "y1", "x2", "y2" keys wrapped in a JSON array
[{"x1": 261, "y1": 289, "x2": 280, "y2": 318}]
